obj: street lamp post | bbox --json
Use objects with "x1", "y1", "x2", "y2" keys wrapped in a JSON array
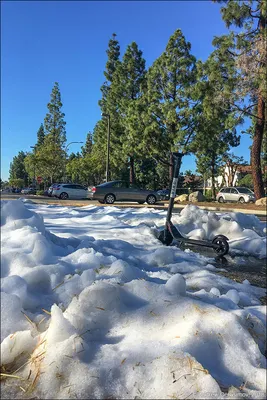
[
  {"x1": 64, "y1": 141, "x2": 83, "y2": 182},
  {"x1": 102, "y1": 113, "x2": 111, "y2": 182},
  {"x1": 30, "y1": 146, "x2": 36, "y2": 188}
]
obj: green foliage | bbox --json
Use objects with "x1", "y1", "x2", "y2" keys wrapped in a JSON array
[
  {"x1": 184, "y1": 172, "x2": 200, "y2": 192},
  {"x1": 44, "y1": 82, "x2": 66, "y2": 146},
  {"x1": 81, "y1": 132, "x2": 93, "y2": 157},
  {"x1": 212, "y1": 0, "x2": 267, "y2": 198},
  {"x1": 0, "y1": 180, "x2": 9, "y2": 189},
  {"x1": 238, "y1": 174, "x2": 253, "y2": 188},
  {"x1": 134, "y1": 158, "x2": 157, "y2": 189},
  {"x1": 93, "y1": 34, "x2": 125, "y2": 181},
  {"x1": 9, "y1": 178, "x2": 25, "y2": 188},
  {"x1": 26, "y1": 82, "x2": 68, "y2": 183},
  {"x1": 9, "y1": 151, "x2": 28, "y2": 185},
  {"x1": 36, "y1": 124, "x2": 45, "y2": 147},
  {"x1": 99, "y1": 33, "x2": 121, "y2": 113},
  {"x1": 133, "y1": 29, "x2": 197, "y2": 187},
  {"x1": 36, "y1": 190, "x2": 45, "y2": 195},
  {"x1": 112, "y1": 41, "x2": 146, "y2": 181},
  {"x1": 190, "y1": 46, "x2": 242, "y2": 198},
  {"x1": 205, "y1": 189, "x2": 213, "y2": 200}
]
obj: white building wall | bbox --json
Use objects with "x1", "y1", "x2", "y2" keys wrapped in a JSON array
[{"x1": 205, "y1": 167, "x2": 239, "y2": 188}]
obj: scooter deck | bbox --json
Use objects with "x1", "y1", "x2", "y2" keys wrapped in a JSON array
[{"x1": 167, "y1": 222, "x2": 221, "y2": 250}]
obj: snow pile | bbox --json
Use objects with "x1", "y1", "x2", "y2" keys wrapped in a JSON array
[
  {"x1": 1, "y1": 200, "x2": 266, "y2": 399},
  {"x1": 172, "y1": 205, "x2": 267, "y2": 258}
]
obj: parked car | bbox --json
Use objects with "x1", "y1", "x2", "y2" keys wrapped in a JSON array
[
  {"x1": 92, "y1": 180, "x2": 159, "y2": 205},
  {"x1": 52, "y1": 183, "x2": 91, "y2": 200},
  {"x1": 11, "y1": 187, "x2": 21, "y2": 193},
  {"x1": 21, "y1": 187, "x2": 36, "y2": 195},
  {"x1": 216, "y1": 187, "x2": 256, "y2": 203},
  {"x1": 48, "y1": 183, "x2": 61, "y2": 197},
  {"x1": 157, "y1": 189, "x2": 170, "y2": 200},
  {"x1": 11, "y1": 188, "x2": 21, "y2": 193}
]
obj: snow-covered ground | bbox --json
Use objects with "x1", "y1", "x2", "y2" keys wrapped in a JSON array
[{"x1": 1, "y1": 199, "x2": 266, "y2": 399}]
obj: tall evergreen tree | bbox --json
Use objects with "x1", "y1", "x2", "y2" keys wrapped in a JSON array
[
  {"x1": 36, "y1": 124, "x2": 45, "y2": 147},
  {"x1": 142, "y1": 29, "x2": 197, "y2": 184},
  {"x1": 81, "y1": 132, "x2": 93, "y2": 157},
  {"x1": 28, "y1": 82, "x2": 67, "y2": 183},
  {"x1": 190, "y1": 58, "x2": 241, "y2": 198},
  {"x1": 44, "y1": 82, "x2": 66, "y2": 146},
  {"x1": 93, "y1": 33, "x2": 123, "y2": 181},
  {"x1": 9, "y1": 151, "x2": 28, "y2": 185},
  {"x1": 212, "y1": 0, "x2": 267, "y2": 199},
  {"x1": 99, "y1": 33, "x2": 120, "y2": 113},
  {"x1": 111, "y1": 42, "x2": 146, "y2": 182}
]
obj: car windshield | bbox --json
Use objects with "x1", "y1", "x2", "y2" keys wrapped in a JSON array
[{"x1": 237, "y1": 188, "x2": 253, "y2": 194}]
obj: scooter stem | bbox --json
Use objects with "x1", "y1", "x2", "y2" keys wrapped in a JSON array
[{"x1": 165, "y1": 152, "x2": 184, "y2": 226}]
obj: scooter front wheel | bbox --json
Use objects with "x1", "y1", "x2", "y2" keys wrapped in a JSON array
[
  {"x1": 212, "y1": 236, "x2": 229, "y2": 256},
  {"x1": 158, "y1": 229, "x2": 173, "y2": 246}
]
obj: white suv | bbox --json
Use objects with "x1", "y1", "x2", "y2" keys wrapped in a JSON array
[
  {"x1": 216, "y1": 187, "x2": 256, "y2": 203},
  {"x1": 52, "y1": 183, "x2": 91, "y2": 200}
]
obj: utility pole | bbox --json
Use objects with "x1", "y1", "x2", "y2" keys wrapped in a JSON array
[{"x1": 102, "y1": 113, "x2": 111, "y2": 182}]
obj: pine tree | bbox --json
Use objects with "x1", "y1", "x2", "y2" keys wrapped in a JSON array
[
  {"x1": 36, "y1": 82, "x2": 67, "y2": 183},
  {"x1": 190, "y1": 57, "x2": 241, "y2": 198},
  {"x1": 93, "y1": 33, "x2": 123, "y2": 181},
  {"x1": 111, "y1": 42, "x2": 146, "y2": 182},
  {"x1": 81, "y1": 132, "x2": 93, "y2": 157},
  {"x1": 143, "y1": 29, "x2": 197, "y2": 184},
  {"x1": 36, "y1": 124, "x2": 45, "y2": 147},
  {"x1": 44, "y1": 82, "x2": 66, "y2": 146},
  {"x1": 212, "y1": 0, "x2": 267, "y2": 199},
  {"x1": 9, "y1": 151, "x2": 28, "y2": 185},
  {"x1": 99, "y1": 33, "x2": 120, "y2": 113}
]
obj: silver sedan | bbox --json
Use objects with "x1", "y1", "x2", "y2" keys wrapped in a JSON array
[{"x1": 92, "y1": 180, "x2": 159, "y2": 205}]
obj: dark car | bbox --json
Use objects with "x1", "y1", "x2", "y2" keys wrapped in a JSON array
[
  {"x1": 21, "y1": 187, "x2": 36, "y2": 195},
  {"x1": 92, "y1": 180, "x2": 159, "y2": 205},
  {"x1": 157, "y1": 189, "x2": 170, "y2": 200}
]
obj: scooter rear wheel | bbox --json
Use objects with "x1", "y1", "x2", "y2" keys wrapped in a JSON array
[
  {"x1": 158, "y1": 229, "x2": 173, "y2": 246},
  {"x1": 212, "y1": 236, "x2": 229, "y2": 256}
]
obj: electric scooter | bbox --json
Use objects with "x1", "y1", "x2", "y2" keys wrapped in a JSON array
[{"x1": 158, "y1": 152, "x2": 229, "y2": 256}]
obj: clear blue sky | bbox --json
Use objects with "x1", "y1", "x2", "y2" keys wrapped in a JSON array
[{"x1": 1, "y1": 0, "x2": 252, "y2": 180}]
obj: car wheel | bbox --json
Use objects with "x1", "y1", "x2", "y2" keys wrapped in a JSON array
[
  {"x1": 239, "y1": 197, "x2": 245, "y2": 204},
  {"x1": 146, "y1": 195, "x2": 156, "y2": 205},
  {"x1": 60, "y1": 192, "x2": 69, "y2": 200},
  {"x1": 218, "y1": 196, "x2": 224, "y2": 203},
  {"x1": 105, "y1": 194, "x2": 115, "y2": 204}
]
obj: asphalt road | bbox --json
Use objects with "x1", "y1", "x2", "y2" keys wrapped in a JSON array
[{"x1": 1, "y1": 193, "x2": 266, "y2": 220}]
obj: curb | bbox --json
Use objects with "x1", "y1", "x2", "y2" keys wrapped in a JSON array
[
  {"x1": 2, "y1": 196, "x2": 266, "y2": 216},
  {"x1": 163, "y1": 203, "x2": 267, "y2": 216}
]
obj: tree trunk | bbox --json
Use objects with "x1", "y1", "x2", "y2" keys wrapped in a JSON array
[
  {"x1": 129, "y1": 156, "x2": 135, "y2": 184},
  {"x1": 251, "y1": 95, "x2": 265, "y2": 199},
  {"x1": 211, "y1": 158, "x2": 216, "y2": 199}
]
